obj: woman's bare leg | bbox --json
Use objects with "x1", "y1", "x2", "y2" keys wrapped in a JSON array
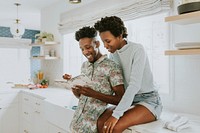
[
  {"x1": 97, "y1": 106, "x2": 115, "y2": 133},
  {"x1": 112, "y1": 105, "x2": 156, "y2": 133},
  {"x1": 98, "y1": 105, "x2": 156, "y2": 133}
]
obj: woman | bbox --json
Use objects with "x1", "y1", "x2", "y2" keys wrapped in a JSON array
[{"x1": 94, "y1": 16, "x2": 163, "y2": 133}]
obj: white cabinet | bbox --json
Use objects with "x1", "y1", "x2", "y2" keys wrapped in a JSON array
[
  {"x1": 30, "y1": 41, "x2": 60, "y2": 60},
  {"x1": 0, "y1": 107, "x2": 2, "y2": 133},
  {"x1": 0, "y1": 92, "x2": 19, "y2": 133},
  {"x1": 2, "y1": 105, "x2": 19, "y2": 133},
  {"x1": 47, "y1": 123, "x2": 68, "y2": 133},
  {"x1": 20, "y1": 92, "x2": 47, "y2": 133},
  {"x1": 44, "y1": 100, "x2": 75, "y2": 132}
]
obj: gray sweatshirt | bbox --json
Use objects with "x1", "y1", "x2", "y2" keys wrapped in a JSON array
[{"x1": 110, "y1": 41, "x2": 155, "y2": 119}]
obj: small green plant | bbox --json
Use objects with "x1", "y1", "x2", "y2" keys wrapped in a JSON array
[
  {"x1": 41, "y1": 79, "x2": 49, "y2": 85},
  {"x1": 35, "y1": 32, "x2": 54, "y2": 42}
]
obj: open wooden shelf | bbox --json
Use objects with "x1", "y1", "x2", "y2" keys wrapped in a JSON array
[
  {"x1": 165, "y1": 11, "x2": 200, "y2": 25},
  {"x1": 30, "y1": 41, "x2": 60, "y2": 46},
  {"x1": 31, "y1": 56, "x2": 60, "y2": 60},
  {"x1": 165, "y1": 49, "x2": 200, "y2": 55}
]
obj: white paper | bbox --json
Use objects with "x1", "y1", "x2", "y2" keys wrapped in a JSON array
[{"x1": 54, "y1": 75, "x2": 92, "y2": 89}]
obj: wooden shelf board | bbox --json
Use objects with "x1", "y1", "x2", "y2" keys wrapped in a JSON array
[
  {"x1": 31, "y1": 56, "x2": 60, "y2": 60},
  {"x1": 165, "y1": 11, "x2": 200, "y2": 25},
  {"x1": 30, "y1": 41, "x2": 60, "y2": 46},
  {"x1": 165, "y1": 49, "x2": 200, "y2": 55}
]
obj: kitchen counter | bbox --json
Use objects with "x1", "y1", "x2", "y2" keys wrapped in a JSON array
[
  {"x1": 0, "y1": 86, "x2": 78, "y2": 109},
  {"x1": 0, "y1": 86, "x2": 78, "y2": 132}
]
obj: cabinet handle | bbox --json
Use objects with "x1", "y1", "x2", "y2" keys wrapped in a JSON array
[
  {"x1": 35, "y1": 102, "x2": 40, "y2": 105},
  {"x1": 35, "y1": 111, "x2": 40, "y2": 114},
  {"x1": 24, "y1": 98, "x2": 29, "y2": 101},
  {"x1": 24, "y1": 130, "x2": 29, "y2": 133},
  {"x1": 24, "y1": 112, "x2": 28, "y2": 115}
]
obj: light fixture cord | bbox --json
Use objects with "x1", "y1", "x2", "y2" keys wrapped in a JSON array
[{"x1": 15, "y1": 3, "x2": 21, "y2": 33}]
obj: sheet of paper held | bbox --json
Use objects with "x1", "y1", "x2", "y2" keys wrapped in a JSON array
[{"x1": 54, "y1": 75, "x2": 92, "y2": 89}]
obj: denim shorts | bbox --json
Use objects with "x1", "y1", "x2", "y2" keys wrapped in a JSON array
[{"x1": 132, "y1": 91, "x2": 163, "y2": 119}]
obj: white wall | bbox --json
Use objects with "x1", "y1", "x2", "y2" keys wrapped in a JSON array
[
  {"x1": 161, "y1": 1, "x2": 200, "y2": 115},
  {"x1": 41, "y1": 0, "x2": 200, "y2": 115}
]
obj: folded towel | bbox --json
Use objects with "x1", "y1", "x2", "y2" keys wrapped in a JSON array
[{"x1": 163, "y1": 114, "x2": 190, "y2": 132}]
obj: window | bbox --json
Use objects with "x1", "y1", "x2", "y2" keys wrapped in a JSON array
[
  {"x1": 63, "y1": 33, "x2": 84, "y2": 77},
  {"x1": 0, "y1": 47, "x2": 30, "y2": 87}
]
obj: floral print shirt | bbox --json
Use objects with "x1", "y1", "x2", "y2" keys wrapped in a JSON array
[{"x1": 70, "y1": 55, "x2": 123, "y2": 133}]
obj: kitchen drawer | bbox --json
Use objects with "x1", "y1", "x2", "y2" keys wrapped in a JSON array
[
  {"x1": 48, "y1": 123, "x2": 68, "y2": 133},
  {"x1": 21, "y1": 93, "x2": 34, "y2": 106},
  {"x1": 21, "y1": 93, "x2": 44, "y2": 111},
  {"x1": 44, "y1": 100, "x2": 75, "y2": 132},
  {"x1": 32, "y1": 96, "x2": 44, "y2": 112},
  {"x1": 20, "y1": 120, "x2": 33, "y2": 133},
  {"x1": 21, "y1": 104, "x2": 33, "y2": 123}
]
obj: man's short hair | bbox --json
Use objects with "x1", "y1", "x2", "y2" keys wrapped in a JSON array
[{"x1": 75, "y1": 26, "x2": 97, "y2": 41}]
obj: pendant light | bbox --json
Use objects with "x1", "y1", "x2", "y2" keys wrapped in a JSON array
[
  {"x1": 10, "y1": 3, "x2": 25, "y2": 39},
  {"x1": 69, "y1": 0, "x2": 81, "y2": 4}
]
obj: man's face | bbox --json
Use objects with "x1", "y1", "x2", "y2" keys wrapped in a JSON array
[{"x1": 79, "y1": 37, "x2": 98, "y2": 63}]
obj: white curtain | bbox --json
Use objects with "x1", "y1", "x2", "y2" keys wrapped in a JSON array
[{"x1": 59, "y1": 0, "x2": 172, "y2": 34}]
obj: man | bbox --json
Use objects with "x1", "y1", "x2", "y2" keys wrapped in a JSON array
[{"x1": 63, "y1": 26, "x2": 125, "y2": 133}]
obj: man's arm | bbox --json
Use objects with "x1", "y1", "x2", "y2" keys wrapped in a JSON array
[{"x1": 75, "y1": 84, "x2": 124, "y2": 105}]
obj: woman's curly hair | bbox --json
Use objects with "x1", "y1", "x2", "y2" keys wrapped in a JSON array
[
  {"x1": 75, "y1": 26, "x2": 97, "y2": 41},
  {"x1": 94, "y1": 16, "x2": 128, "y2": 38}
]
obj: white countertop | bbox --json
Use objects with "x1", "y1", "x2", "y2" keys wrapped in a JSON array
[
  {"x1": 0, "y1": 86, "x2": 78, "y2": 131},
  {"x1": 0, "y1": 86, "x2": 79, "y2": 109}
]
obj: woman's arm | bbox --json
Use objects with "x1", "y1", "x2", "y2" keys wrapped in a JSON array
[{"x1": 112, "y1": 45, "x2": 147, "y2": 119}]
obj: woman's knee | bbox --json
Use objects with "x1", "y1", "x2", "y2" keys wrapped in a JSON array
[{"x1": 112, "y1": 125, "x2": 124, "y2": 133}]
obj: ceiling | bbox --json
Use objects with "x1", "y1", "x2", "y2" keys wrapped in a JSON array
[{"x1": 0, "y1": 0, "x2": 96, "y2": 30}]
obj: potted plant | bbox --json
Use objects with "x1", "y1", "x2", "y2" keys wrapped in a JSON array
[{"x1": 35, "y1": 32, "x2": 54, "y2": 43}]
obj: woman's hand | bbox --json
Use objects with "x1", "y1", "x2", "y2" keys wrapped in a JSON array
[
  {"x1": 103, "y1": 116, "x2": 118, "y2": 133},
  {"x1": 62, "y1": 74, "x2": 72, "y2": 80}
]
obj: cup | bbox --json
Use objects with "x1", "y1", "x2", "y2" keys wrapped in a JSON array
[{"x1": 37, "y1": 71, "x2": 44, "y2": 80}]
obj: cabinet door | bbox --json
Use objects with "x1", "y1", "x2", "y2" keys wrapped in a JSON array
[
  {"x1": 33, "y1": 109, "x2": 47, "y2": 133},
  {"x1": 0, "y1": 107, "x2": 3, "y2": 133},
  {"x1": 48, "y1": 123, "x2": 68, "y2": 133},
  {"x1": 2, "y1": 105, "x2": 19, "y2": 133},
  {"x1": 20, "y1": 93, "x2": 47, "y2": 133},
  {"x1": 0, "y1": 92, "x2": 19, "y2": 133},
  {"x1": 32, "y1": 96, "x2": 47, "y2": 133},
  {"x1": 20, "y1": 120, "x2": 33, "y2": 133}
]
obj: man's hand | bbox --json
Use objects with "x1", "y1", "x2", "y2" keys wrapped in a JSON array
[
  {"x1": 71, "y1": 86, "x2": 80, "y2": 98},
  {"x1": 103, "y1": 116, "x2": 118, "y2": 133},
  {"x1": 74, "y1": 85, "x2": 96, "y2": 97},
  {"x1": 62, "y1": 74, "x2": 72, "y2": 80}
]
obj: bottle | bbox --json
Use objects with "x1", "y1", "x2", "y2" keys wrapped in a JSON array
[{"x1": 50, "y1": 49, "x2": 56, "y2": 57}]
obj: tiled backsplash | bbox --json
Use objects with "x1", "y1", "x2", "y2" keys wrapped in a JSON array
[{"x1": 0, "y1": 26, "x2": 41, "y2": 79}]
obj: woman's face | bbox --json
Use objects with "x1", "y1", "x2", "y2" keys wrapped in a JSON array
[{"x1": 99, "y1": 31, "x2": 122, "y2": 53}]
